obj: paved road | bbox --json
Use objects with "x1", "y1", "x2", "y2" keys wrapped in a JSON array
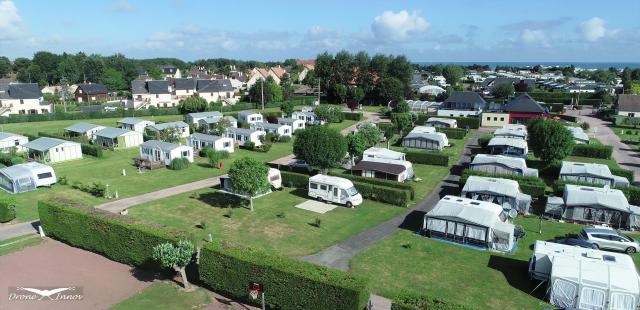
[
  {"x1": 566, "y1": 108, "x2": 640, "y2": 183},
  {"x1": 0, "y1": 220, "x2": 40, "y2": 240},
  {"x1": 341, "y1": 111, "x2": 386, "y2": 135},
  {"x1": 300, "y1": 128, "x2": 490, "y2": 271}
]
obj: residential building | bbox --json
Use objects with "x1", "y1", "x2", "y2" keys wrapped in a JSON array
[
  {"x1": 64, "y1": 123, "x2": 106, "y2": 141},
  {"x1": 237, "y1": 111, "x2": 264, "y2": 125},
  {"x1": 95, "y1": 127, "x2": 144, "y2": 149},
  {"x1": 173, "y1": 78, "x2": 196, "y2": 100},
  {"x1": 0, "y1": 83, "x2": 52, "y2": 116},
  {"x1": 437, "y1": 91, "x2": 487, "y2": 117},
  {"x1": 277, "y1": 117, "x2": 305, "y2": 132},
  {"x1": 292, "y1": 111, "x2": 321, "y2": 125},
  {"x1": 140, "y1": 140, "x2": 194, "y2": 166},
  {"x1": 186, "y1": 133, "x2": 234, "y2": 153},
  {"x1": 503, "y1": 93, "x2": 548, "y2": 124},
  {"x1": 160, "y1": 65, "x2": 181, "y2": 79},
  {"x1": 74, "y1": 83, "x2": 109, "y2": 103},
  {"x1": 23, "y1": 137, "x2": 82, "y2": 163},
  {"x1": 185, "y1": 111, "x2": 223, "y2": 125},
  {"x1": 616, "y1": 94, "x2": 640, "y2": 117},
  {"x1": 130, "y1": 80, "x2": 175, "y2": 109},
  {"x1": 0, "y1": 132, "x2": 28, "y2": 153}
]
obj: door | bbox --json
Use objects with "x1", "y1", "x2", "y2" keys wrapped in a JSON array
[
  {"x1": 333, "y1": 187, "x2": 339, "y2": 203},
  {"x1": 327, "y1": 185, "x2": 334, "y2": 201}
]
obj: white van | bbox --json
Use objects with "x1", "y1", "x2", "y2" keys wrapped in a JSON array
[{"x1": 308, "y1": 174, "x2": 363, "y2": 208}]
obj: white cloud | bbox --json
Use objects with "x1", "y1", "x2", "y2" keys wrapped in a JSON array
[
  {"x1": 303, "y1": 26, "x2": 341, "y2": 49},
  {"x1": 114, "y1": 0, "x2": 134, "y2": 12},
  {"x1": 371, "y1": 10, "x2": 429, "y2": 43},
  {"x1": 580, "y1": 17, "x2": 608, "y2": 42},
  {"x1": 520, "y1": 29, "x2": 548, "y2": 46},
  {"x1": 0, "y1": 0, "x2": 26, "y2": 41}
]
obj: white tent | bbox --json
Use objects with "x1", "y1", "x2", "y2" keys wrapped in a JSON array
[
  {"x1": 423, "y1": 196, "x2": 515, "y2": 253},
  {"x1": 493, "y1": 126, "x2": 528, "y2": 140},
  {"x1": 470, "y1": 154, "x2": 539, "y2": 177},
  {"x1": 529, "y1": 240, "x2": 640, "y2": 310},
  {"x1": 560, "y1": 161, "x2": 630, "y2": 188},
  {"x1": 362, "y1": 147, "x2": 405, "y2": 161},
  {"x1": 566, "y1": 126, "x2": 590, "y2": 144},
  {"x1": 461, "y1": 176, "x2": 532, "y2": 214},
  {"x1": 488, "y1": 137, "x2": 528, "y2": 158}
]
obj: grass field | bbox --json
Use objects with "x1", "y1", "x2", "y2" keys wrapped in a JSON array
[
  {"x1": 111, "y1": 282, "x2": 211, "y2": 310},
  {"x1": 0, "y1": 235, "x2": 44, "y2": 256},
  {"x1": 128, "y1": 187, "x2": 406, "y2": 256},
  {"x1": 612, "y1": 126, "x2": 640, "y2": 151}
]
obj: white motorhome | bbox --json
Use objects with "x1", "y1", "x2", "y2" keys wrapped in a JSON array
[{"x1": 307, "y1": 174, "x2": 363, "y2": 208}]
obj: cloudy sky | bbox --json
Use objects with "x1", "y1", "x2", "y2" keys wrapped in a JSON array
[{"x1": 1, "y1": 0, "x2": 639, "y2": 62}]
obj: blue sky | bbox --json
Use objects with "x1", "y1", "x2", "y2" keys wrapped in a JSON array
[{"x1": 1, "y1": 0, "x2": 639, "y2": 62}]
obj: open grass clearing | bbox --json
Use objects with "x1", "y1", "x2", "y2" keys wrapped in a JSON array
[
  {"x1": 0, "y1": 235, "x2": 44, "y2": 256},
  {"x1": 111, "y1": 281, "x2": 211, "y2": 310}
]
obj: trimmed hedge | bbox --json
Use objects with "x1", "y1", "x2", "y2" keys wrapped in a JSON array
[
  {"x1": 0, "y1": 197, "x2": 16, "y2": 223},
  {"x1": 199, "y1": 242, "x2": 370, "y2": 310},
  {"x1": 342, "y1": 112, "x2": 363, "y2": 121},
  {"x1": 169, "y1": 158, "x2": 190, "y2": 170},
  {"x1": 281, "y1": 171, "x2": 310, "y2": 188},
  {"x1": 81, "y1": 143, "x2": 104, "y2": 158},
  {"x1": 0, "y1": 108, "x2": 181, "y2": 124},
  {"x1": 460, "y1": 169, "x2": 546, "y2": 197},
  {"x1": 38, "y1": 200, "x2": 185, "y2": 268},
  {"x1": 405, "y1": 151, "x2": 449, "y2": 166},
  {"x1": 438, "y1": 116, "x2": 480, "y2": 129},
  {"x1": 571, "y1": 144, "x2": 613, "y2": 159},
  {"x1": 330, "y1": 172, "x2": 416, "y2": 200},
  {"x1": 392, "y1": 292, "x2": 474, "y2": 310},
  {"x1": 542, "y1": 103, "x2": 564, "y2": 113},
  {"x1": 351, "y1": 180, "x2": 410, "y2": 207},
  {"x1": 549, "y1": 113, "x2": 578, "y2": 123},
  {"x1": 478, "y1": 134, "x2": 492, "y2": 150},
  {"x1": 611, "y1": 168, "x2": 635, "y2": 183},
  {"x1": 436, "y1": 127, "x2": 466, "y2": 139}
]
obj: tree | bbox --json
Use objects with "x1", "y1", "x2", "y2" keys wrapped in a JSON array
[
  {"x1": 100, "y1": 68, "x2": 127, "y2": 91},
  {"x1": 0, "y1": 57, "x2": 10, "y2": 78},
  {"x1": 228, "y1": 157, "x2": 270, "y2": 211},
  {"x1": 346, "y1": 133, "x2": 366, "y2": 165},
  {"x1": 357, "y1": 122, "x2": 384, "y2": 147},
  {"x1": 82, "y1": 55, "x2": 105, "y2": 83},
  {"x1": 391, "y1": 113, "x2": 413, "y2": 137},
  {"x1": 11, "y1": 57, "x2": 31, "y2": 73},
  {"x1": 349, "y1": 87, "x2": 365, "y2": 107},
  {"x1": 394, "y1": 99, "x2": 409, "y2": 113},
  {"x1": 20, "y1": 64, "x2": 46, "y2": 85},
  {"x1": 154, "y1": 127, "x2": 181, "y2": 143},
  {"x1": 313, "y1": 105, "x2": 343, "y2": 123},
  {"x1": 492, "y1": 83, "x2": 515, "y2": 99},
  {"x1": 146, "y1": 65, "x2": 163, "y2": 80},
  {"x1": 152, "y1": 240, "x2": 195, "y2": 290},
  {"x1": 213, "y1": 117, "x2": 232, "y2": 136},
  {"x1": 527, "y1": 118, "x2": 575, "y2": 164},
  {"x1": 57, "y1": 57, "x2": 80, "y2": 84},
  {"x1": 32, "y1": 51, "x2": 62, "y2": 84},
  {"x1": 442, "y1": 64, "x2": 464, "y2": 87},
  {"x1": 178, "y1": 96, "x2": 208, "y2": 114},
  {"x1": 293, "y1": 126, "x2": 347, "y2": 172},
  {"x1": 376, "y1": 77, "x2": 404, "y2": 104},
  {"x1": 248, "y1": 77, "x2": 282, "y2": 104},
  {"x1": 631, "y1": 83, "x2": 640, "y2": 95},
  {"x1": 280, "y1": 101, "x2": 294, "y2": 117},
  {"x1": 335, "y1": 84, "x2": 348, "y2": 103}
]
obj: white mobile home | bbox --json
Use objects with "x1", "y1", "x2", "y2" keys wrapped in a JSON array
[
  {"x1": 308, "y1": 174, "x2": 363, "y2": 208},
  {"x1": 470, "y1": 154, "x2": 539, "y2": 177},
  {"x1": 559, "y1": 161, "x2": 630, "y2": 188},
  {"x1": 185, "y1": 111, "x2": 224, "y2": 125},
  {"x1": 423, "y1": 195, "x2": 516, "y2": 253},
  {"x1": 250, "y1": 122, "x2": 292, "y2": 137},
  {"x1": 529, "y1": 240, "x2": 640, "y2": 310},
  {"x1": 352, "y1": 157, "x2": 414, "y2": 182},
  {"x1": 277, "y1": 117, "x2": 305, "y2": 132},
  {"x1": 487, "y1": 137, "x2": 528, "y2": 158},
  {"x1": 63, "y1": 123, "x2": 106, "y2": 141},
  {"x1": 146, "y1": 121, "x2": 190, "y2": 139},
  {"x1": 186, "y1": 133, "x2": 234, "y2": 153},
  {"x1": 198, "y1": 116, "x2": 238, "y2": 133},
  {"x1": 237, "y1": 111, "x2": 264, "y2": 125},
  {"x1": 292, "y1": 111, "x2": 320, "y2": 125},
  {"x1": 425, "y1": 117, "x2": 457, "y2": 128},
  {"x1": 461, "y1": 176, "x2": 532, "y2": 214},
  {"x1": 362, "y1": 147, "x2": 405, "y2": 161},
  {"x1": 221, "y1": 168, "x2": 282, "y2": 197},
  {"x1": 95, "y1": 127, "x2": 144, "y2": 149},
  {"x1": 0, "y1": 162, "x2": 56, "y2": 194},
  {"x1": 224, "y1": 127, "x2": 265, "y2": 147},
  {"x1": 402, "y1": 131, "x2": 449, "y2": 151},
  {"x1": 0, "y1": 132, "x2": 28, "y2": 152},
  {"x1": 139, "y1": 140, "x2": 194, "y2": 166},
  {"x1": 117, "y1": 118, "x2": 155, "y2": 133},
  {"x1": 23, "y1": 137, "x2": 82, "y2": 163},
  {"x1": 566, "y1": 126, "x2": 589, "y2": 144}
]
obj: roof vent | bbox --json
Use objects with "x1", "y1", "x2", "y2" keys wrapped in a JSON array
[
  {"x1": 602, "y1": 255, "x2": 616, "y2": 262},
  {"x1": 580, "y1": 187, "x2": 595, "y2": 191},
  {"x1": 470, "y1": 202, "x2": 480, "y2": 205}
]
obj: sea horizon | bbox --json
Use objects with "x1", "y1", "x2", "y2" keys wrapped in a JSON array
[{"x1": 413, "y1": 61, "x2": 640, "y2": 69}]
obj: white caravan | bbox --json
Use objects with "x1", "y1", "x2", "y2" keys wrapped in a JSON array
[{"x1": 307, "y1": 174, "x2": 363, "y2": 208}]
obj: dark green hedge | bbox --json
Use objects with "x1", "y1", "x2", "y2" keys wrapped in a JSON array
[
  {"x1": 329, "y1": 172, "x2": 416, "y2": 200},
  {"x1": 610, "y1": 168, "x2": 635, "y2": 183},
  {"x1": 438, "y1": 116, "x2": 480, "y2": 129},
  {"x1": 460, "y1": 169, "x2": 546, "y2": 197},
  {"x1": 478, "y1": 134, "x2": 492, "y2": 150},
  {"x1": 342, "y1": 112, "x2": 363, "y2": 121},
  {"x1": 351, "y1": 180, "x2": 410, "y2": 207},
  {"x1": 80, "y1": 143, "x2": 104, "y2": 158},
  {"x1": 0, "y1": 197, "x2": 16, "y2": 223},
  {"x1": 392, "y1": 292, "x2": 474, "y2": 310},
  {"x1": 542, "y1": 103, "x2": 564, "y2": 113},
  {"x1": 281, "y1": 171, "x2": 310, "y2": 188},
  {"x1": 549, "y1": 113, "x2": 579, "y2": 123},
  {"x1": 0, "y1": 108, "x2": 180, "y2": 124},
  {"x1": 199, "y1": 242, "x2": 370, "y2": 310},
  {"x1": 38, "y1": 200, "x2": 185, "y2": 268},
  {"x1": 436, "y1": 127, "x2": 466, "y2": 139},
  {"x1": 571, "y1": 144, "x2": 613, "y2": 159},
  {"x1": 405, "y1": 151, "x2": 449, "y2": 166}
]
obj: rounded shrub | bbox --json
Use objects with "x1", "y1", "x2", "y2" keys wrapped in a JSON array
[{"x1": 0, "y1": 197, "x2": 16, "y2": 223}]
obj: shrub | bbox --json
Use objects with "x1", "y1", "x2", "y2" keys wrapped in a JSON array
[
  {"x1": 342, "y1": 112, "x2": 363, "y2": 121},
  {"x1": 404, "y1": 151, "x2": 449, "y2": 166},
  {"x1": 461, "y1": 169, "x2": 546, "y2": 197},
  {"x1": 436, "y1": 127, "x2": 466, "y2": 139},
  {"x1": 169, "y1": 158, "x2": 191, "y2": 170},
  {"x1": 58, "y1": 176, "x2": 68, "y2": 185},
  {"x1": 611, "y1": 168, "x2": 635, "y2": 183},
  {"x1": 0, "y1": 197, "x2": 16, "y2": 223},
  {"x1": 81, "y1": 143, "x2": 104, "y2": 158},
  {"x1": 392, "y1": 292, "x2": 474, "y2": 310},
  {"x1": 259, "y1": 143, "x2": 272, "y2": 152},
  {"x1": 581, "y1": 122, "x2": 590, "y2": 131},
  {"x1": 38, "y1": 200, "x2": 185, "y2": 268},
  {"x1": 329, "y1": 172, "x2": 415, "y2": 200},
  {"x1": 478, "y1": 134, "x2": 492, "y2": 150},
  {"x1": 243, "y1": 141, "x2": 256, "y2": 151},
  {"x1": 264, "y1": 132, "x2": 280, "y2": 143},
  {"x1": 199, "y1": 242, "x2": 370, "y2": 310},
  {"x1": 436, "y1": 116, "x2": 480, "y2": 129},
  {"x1": 571, "y1": 144, "x2": 613, "y2": 159},
  {"x1": 279, "y1": 135, "x2": 292, "y2": 142},
  {"x1": 542, "y1": 103, "x2": 564, "y2": 113},
  {"x1": 71, "y1": 181, "x2": 107, "y2": 197},
  {"x1": 314, "y1": 105, "x2": 344, "y2": 123},
  {"x1": 9, "y1": 156, "x2": 25, "y2": 165},
  {"x1": 281, "y1": 171, "x2": 310, "y2": 188},
  {"x1": 351, "y1": 181, "x2": 410, "y2": 207}
]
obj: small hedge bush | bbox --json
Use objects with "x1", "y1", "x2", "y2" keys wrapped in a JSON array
[
  {"x1": 351, "y1": 180, "x2": 410, "y2": 207},
  {"x1": 169, "y1": 158, "x2": 191, "y2": 170},
  {"x1": 281, "y1": 171, "x2": 310, "y2": 188},
  {"x1": 38, "y1": 200, "x2": 185, "y2": 268},
  {"x1": 436, "y1": 127, "x2": 466, "y2": 139},
  {"x1": 392, "y1": 292, "x2": 474, "y2": 310},
  {"x1": 199, "y1": 242, "x2": 370, "y2": 310},
  {"x1": 439, "y1": 116, "x2": 480, "y2": 129},
  {"x1": 342, "y1": 112, "x2": 363, "y2": 121},
  {"x1": 329, "y1": 172, "x2": 416, "y2": 200},
  {"x1": 405, "y1": 151, "x2": 449, "y2": 166},
  {"x1": 460, "y1": 169, "x2": 546, "y2": 197},
  {"x1": 571, "y1": 144, "x2": 613, "y2": 159},
  {"x1": 610, "y1": 168, "x2": 635, "y2": 183},
  {"x1": 71, "y1": 181, "x2": 107, "y2": 197},
  {"x1": 0, "y1": 197, "x2": 16, "y2": 223},
  {"x1": 81, "y1": 143, "x2": 104, "y2": 158},
  {"x1": 477, "y1": 134, "x2": 492, "y2": 150}
]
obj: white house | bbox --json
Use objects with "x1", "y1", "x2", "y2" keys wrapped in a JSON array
[
  {"x1": 94, "y1": 127, "x2": 144, "y2": 149},
  {"x1": 0, "y1": 132, "x2": 28, "y2": 152},
  {"x1": 139, "y1": 140, "x2": 194, "y2": 166},
  {"x1": 23, "y1": 137, "x2": 82, "y2": 163},
  {"x1": 292, "y1": 111, "x2": 319, "y2": 125},
  {"x1": 250, "y1": 122, "x2": 292, "y2": 137},
  {"x1": 0, "y1": 83, "x2": 52, "y2": 116},
  {"x1": 187, "y1": 133, "x2": 234, "y2": 153},
  {"x1": 224, "y1": 127, "x2": 265, "y2": 147},
  {"x1": 130, "y1": 80, "x2": 175, "y2": 109},
  {"x1": 185, "y1": 111, "x2": 223, "y2": 125},
  {"x1": 196, "y1": 79, "x2": 236, "y2": 104},
  {"x1": 617, "y1": 94, "x2": 640, "y2": 117},
  {"x1": 63, "y1": 123, "x2": 106, "y2": 141},
  {"x1": 237, "y1": 111, "x2": 264, "y2": 125},
  {"x1": 117, "y1": 118, "x2": 155, "y2": 133},
  {"x1": 173, "y1": 78, "x2": 196, "y2": 100},
  {"x1": 160, "y1": 65, "x2": 181, "y2": 79},
  {"x1": 277, "y1": 117, "x2": 305, "y2": 132},
  {"x1": 0, "y1": 162, "x2": 57, "y2": 194},
  {"x1": 146, "y1": 121, "x2": 190, "y2": 139}
]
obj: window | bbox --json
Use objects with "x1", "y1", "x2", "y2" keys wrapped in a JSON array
[
  {"x1": 182, "y1": 151, "x2": 189, "y2": 157},
  {"x1": 165, "y1": 153, "x2": 170, "y2": 159},
  {"x1": 500, "y1": 117, "x2": 505, "y2": 121},
  {"x1": 320, "y1": 185, "x2": 327, "y2": 190},
  {"x1": 223, "y1": 142, "x2": 230, "y2": 147},
  {"x1": 37, "y1": 172, "x2": 52, "y2": 179},
  {"x1": 486, "y1": 117, "x2": 490, "y2": 121},
  {"x1": 61, "y1": 147, "x2": 64, "y2": 152},
  {"x1": 493, "y1": 117, "x2": 497, "y2": 121},
  {"x1": 156, "y1": 94, "x2": 159, "y2": 98},
  {"x1": 20, "y1": 99, "x2": 24, "y2": 104},
  {"x1": 14, "y1": 140, "x2": 19, "y2": 146},
  {"x1": 310, "y1": 183, "x2": 318, "y2": 189}
]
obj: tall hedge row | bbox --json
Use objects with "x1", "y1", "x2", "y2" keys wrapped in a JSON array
[
  {"x1": 0, "y1": 108, "x2": 181, "y2": 124},
  {"x1": 199, "y1": 242, "x2": 370, "y2": 310},
  {"x1": 611, "y1": 168, "x2": 635, "y2": 183},
  {"x1": 571, "y1": 144, "x2": 613, "y2": 159},
  {"x1": 460, "y1": 169, "x2": 546, "y2": 197},
  {"x1": 0, "y1": 197, "x2": 16, "y2": 223},
  {"x1": 281, "y1": 171, "x2": 310, "y2": 188},
  {"x1": 350, "y1": 180, "x2": 411, "y2": 207},
  {"x1": 38, "y1": 200, "x2": 185, "y2": 268},
  {"x1": 392, "y1": 292, "x2": 474, "y2": 310},
  {"x1": 342, "y1": 112, "x2": 363, "y2": 121},
  {"x1": 329, "y1": 172, "x2": 416, "y2": 200},
  {"x1": 405, "y1": 151, "x2": 449, "y2": 166},
  {"x1": 436, "y1": 127, "x2": 466, "y2": 139}
]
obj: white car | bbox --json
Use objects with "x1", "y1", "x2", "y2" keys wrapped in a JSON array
[{"x1": 578, "y1": 226, "x2": 640, "y2": 254}]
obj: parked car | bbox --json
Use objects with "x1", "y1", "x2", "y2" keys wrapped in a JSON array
[
  {"x1": 551, "y1": 238, "x2": 598, "y2": 249},
  {"x1": 578, "y1": 226, "x2": 640, "y2": 254}
]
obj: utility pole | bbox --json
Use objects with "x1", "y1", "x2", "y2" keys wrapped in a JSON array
[
  {"x1": 60, "y1": 76, "x2": 68, "y2": 113},
  {"x1": 317, "y1": 79, "x2": 321, "y2": 105},
  {"x1": 260, "y1": 79, "x2": 264, "y2": 110}
]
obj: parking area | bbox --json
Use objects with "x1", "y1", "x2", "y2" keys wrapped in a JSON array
[{"x1": 294, "y1": 200, "x2": 340, "y2": 214}]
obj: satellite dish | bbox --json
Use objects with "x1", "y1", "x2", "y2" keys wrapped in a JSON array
[{"x1": 508, "y1": 209, "x2": 518, "y2": 219}]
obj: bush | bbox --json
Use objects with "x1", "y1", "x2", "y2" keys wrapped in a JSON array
[
  {"x1": 611, "y1": 167, "x2": 635, "y2": 183},
  {"x1": 436, "y1": 116, "x2": 480, "y2": 129},
  {"x1": 405, "y1": 151, "x2": 449, "y2": 166},
  {"x1": 258, "y1": 143, "x2": 272, "y2": 152},
  {"x1": 199, "y1": 242, "x2": 369, "y2": 310},
  {"x1": 38, "y1": 200, "x2": 185, "y2": 268},
  {"x1": 243, "y1": 141, "x2": 255, "y2": 151},
  {"x1": 351, "y1": 181, "x2": 410, "y2": 207},
  {"x1": 314, "y1": 105, "x2": 344, "y2": 123},
  {"x1": 81, "y1": 143, "x2": 104, "y2": 158},
  {"x1": 342, "y1": 112, "x2": 363, "y2": 121},
  {"x1": 436, "y1": 127, "x2": 466, "y2": 139},
  {"x1": 71, "y1": 181, "x2": 107, "y2": 197},
  {"x1": 279, "y1": 135, "x2": 292, "y2": 142},
  {"x1": 478, "y1": 134, "x2": 492, "y2": 150},
  {"x1": 281, "y1": 171, "x2": 310, "y2": 188},
  {"x1": 9, "y1": 156, "x2": 25, "y2": 165},
  {"x1": 0, "y1": 197, "x2": 16, "y2": 223},
  {"x1": 542, "y1": 103, "x2": 564, "y2": 113},
  {"x1": 392, "y1": 292, "x2": 474, "y2": 310},
  {"x1": 329, "y1": 172, "x2": 415, "y2": 200},
  {"x1": 0, "y1": 107, "x2": 181, "y2": 125},
  {"x1": 581, "y1": 122, "x2": 590, "y2": 131},
  {"x1": 571, "y1": 144, "x2": 613, "y2": 159},
  {"x1": 461, "y1": 169, "x2": 546, "y2": 197},
  {"x1": 169, "y1": 158, "x2": 190, "y2": 170}
]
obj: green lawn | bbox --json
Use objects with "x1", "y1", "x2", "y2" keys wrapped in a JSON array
[
  {"x1": 349, "y1": 216, "x2": 637, "y2": 309},
  {"x1": 128, "y1": 187, "x2": 406, "y2": 256},
  {"x1": 110, "y1": 282, "x2": 210, "y2": 310},
  {"x1": 0, "y1": 235, "x2": 44, "y2": 256},
  {"x1": 611, "y1": 126, "x2": 640, "y2": 151}
]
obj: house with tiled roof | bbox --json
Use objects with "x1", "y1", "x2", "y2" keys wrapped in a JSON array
[
  {"x1": 296, "y1": 60, "x2": 315, "y2": 82},
  {"x1": 74, "y1": 83, "x2": 109, "y2": 103},
  {"x1": 196, "y1": 79, "x2": 236, "y2": 104},
  {"x1": 437, "y1": 91, "x2": 487, "y2": 117},
  {"x1": 130, "y1": 80, "x2": 175, "y2": 109},
  {"x1": 503, "y1": 93, "x2": 548, "y2": 124},
  {"x1": 246, "y1": 67, "x2": 285, "y2": 88},
  {"x1": 617, "y1": 94, "x2": 640, "y2": 117},
  {"x1": 0, "y1": 83, "x2": 51, "y2": 116},
  {"x1": 159, "y1": 65, "x2": 182, "y2": 79}
]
